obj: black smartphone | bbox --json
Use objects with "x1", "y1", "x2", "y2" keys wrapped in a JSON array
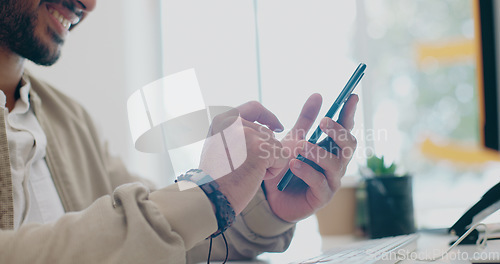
[{"x1": 277, "y1": 63, "x2": 366, "y2": 191}]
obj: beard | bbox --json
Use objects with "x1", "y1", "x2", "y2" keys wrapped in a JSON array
[{"x1": 0, "y1": 0, "x2": 63, "y2": 66}]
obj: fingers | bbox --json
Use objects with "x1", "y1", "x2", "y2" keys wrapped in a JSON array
[
  {"x1": 289, "y1": 93, "x2": 322, "y2": 140},
  {"x1": 241, "y1": 119, "x2": 287, "y2": 168},
  {"x1": 212, "y1": 106, "x2": 277, "y2": 142},
  {"x1": 319, "y1": 118, "x2": 357, "y2": 162},
  {"x1": 241, "y1": 119, "x2": 275, "y2": 139},
  {"x1": 237, "y1": 102, "x2": 289, "y2": 176},
  {"x1": 237, "y1": 101, "x2": 284, "y2": 132},
  {"x1": 243, "y1": 126, "x2": 288, "y2": 179},
  {"x1": 337, "y1": 94, "x2": 359, "y2": 131},
  {"x1": 293, "y1": 117, "x2": 357, "y2": 190},
  {"x1": 295, "y1": 140, "x2": 341, "y2": 189},
  {"x1": 289, "y1": 159, "x2": 335, "y2": 207}
]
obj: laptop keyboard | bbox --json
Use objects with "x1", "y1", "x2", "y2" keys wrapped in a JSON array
[{"x1": 293, "y1": 234, "x2": 419, "y2": 264}]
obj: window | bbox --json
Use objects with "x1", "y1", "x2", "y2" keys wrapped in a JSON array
[{"x1": 160, "y1": 0, "x2": 499, "y2": 234}]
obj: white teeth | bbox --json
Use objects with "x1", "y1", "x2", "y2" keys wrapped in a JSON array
[{"x1": 49, "y1": 8, "x2": 72, "y2": 30}]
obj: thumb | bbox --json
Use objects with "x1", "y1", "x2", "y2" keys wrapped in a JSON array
[
  {"x1": 288, "y1": 93, "x2": 322, "y2": 140},
  {"x1": 337, "y1": 94, "x2": 359, "y2": 131}
]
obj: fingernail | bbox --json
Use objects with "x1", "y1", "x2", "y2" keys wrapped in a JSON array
[
  {"x1": 274, "y1": 127, "x2": 284, "y2": 133},
  {"x1": 322, "y1": 118, "x2": 334, "y2": 129},
  {"x1": 293, "y1": 160, "x2": 302, "y2": 169}
]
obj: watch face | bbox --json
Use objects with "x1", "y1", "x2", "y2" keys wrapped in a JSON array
[{"x1": 177, "y1": 169, "x2": 218, "y2": 191}]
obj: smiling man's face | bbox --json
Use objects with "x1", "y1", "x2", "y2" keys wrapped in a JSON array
[{"x1": 0, "y1": 0, "x2": 94, "y2": 66}]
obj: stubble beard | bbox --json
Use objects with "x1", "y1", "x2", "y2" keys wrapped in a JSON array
[{"x1": 0, "y1": 0, "x2": 63, "y2": 66}]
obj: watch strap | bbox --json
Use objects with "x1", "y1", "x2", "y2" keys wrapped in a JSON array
[{"x1": 176, "y1": 169, "x2": 235, "y2": 237}]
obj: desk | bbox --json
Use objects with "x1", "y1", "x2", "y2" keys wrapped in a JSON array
[
  {"x1": 399, "y1": 232, "x2": 500, "y2": 264},
  {"x1": 202, "y1": 215, "x2": 499, "y2": 264},
  {"x1": 225, "y1": 232, "x2": 500, "y2": 264}
]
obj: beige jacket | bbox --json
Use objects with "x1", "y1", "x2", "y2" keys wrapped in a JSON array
[{"x1": 0, "y1": 73, "x2": 295, "y2": 263}]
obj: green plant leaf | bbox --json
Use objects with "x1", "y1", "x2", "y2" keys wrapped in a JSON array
[
  {"x1": 365, "y1": 155, "x2": 398, "y2": 176},
  {"x1": 385, "y1": 163, "x2": 397, "y2": 174}
]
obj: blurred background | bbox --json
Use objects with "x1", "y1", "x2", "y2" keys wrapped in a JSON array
[{"x1": 26, "y1": 0, "x2": 500, "y2": 260}]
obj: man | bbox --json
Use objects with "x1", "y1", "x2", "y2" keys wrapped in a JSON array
[{"x1": 0, "y1": 0, "x2": 358, "y2": 263}]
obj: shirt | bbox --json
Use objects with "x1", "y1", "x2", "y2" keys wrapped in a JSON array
[{"x1": 0, "y1": 77, "x2": 64, "y2": 229}]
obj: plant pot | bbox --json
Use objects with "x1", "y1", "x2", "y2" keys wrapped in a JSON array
[
  {"x1": 316, "y1": 185, "x2": 357, "y2": 236},
  {"x1": 364, "y1": 175, "x2": 415, "y2": 238}
]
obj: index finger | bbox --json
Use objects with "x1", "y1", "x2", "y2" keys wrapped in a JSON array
[{"x1": 237, "y1": 101, "x2": 284, "y2": 132}]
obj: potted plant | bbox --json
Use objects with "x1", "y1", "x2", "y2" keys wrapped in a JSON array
[{"x1": 358, "y1": 155, "x2": 416, "y2": 238}]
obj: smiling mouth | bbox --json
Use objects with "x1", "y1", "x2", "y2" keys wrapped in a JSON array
[{"x1": 47, "y1": 6, "x2": 79, "y2": 30}]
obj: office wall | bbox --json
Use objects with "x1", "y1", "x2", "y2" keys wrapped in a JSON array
[
  {"x1": 161, "y1": 0, "x2": 260, "y2": 106},
  {"x1": 162, "y1": 0, "x2": 359, "y2": 131}
]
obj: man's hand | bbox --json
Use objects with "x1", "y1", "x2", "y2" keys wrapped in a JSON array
[
  {"x1": 263, "y1": 93, "x2": 359, "y2": 222},
  {"x1": 199, "y1": 101, "x2": 288, "y2": 215}
]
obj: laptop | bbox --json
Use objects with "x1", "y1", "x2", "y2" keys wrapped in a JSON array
[{"x1": 291, "y1": 181, "x2": 500, "y2": 264}]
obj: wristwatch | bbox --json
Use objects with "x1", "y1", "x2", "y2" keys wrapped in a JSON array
[{"x1": 176, "y1": 169, "x2": 235, "y2": 237}]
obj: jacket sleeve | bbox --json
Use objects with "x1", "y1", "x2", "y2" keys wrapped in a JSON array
[
  {"x1": 99, "y1": 144, "x2": 296, "y2": 262},
  {"x1": 186, "y1": 187, "x2": 296, "y2": 264},
  {"x1": 95, "y1": 129, "x2": 296, "y2": 262},
  {"x1": 0, "y1": 183, "x2": 218, "y2": 264},
  {"x1": 78, "y1": 96, "x2": 295, "y2": 262},
  {"x1": 81, "y1": 106, "x2": 296, "y2": 262}
]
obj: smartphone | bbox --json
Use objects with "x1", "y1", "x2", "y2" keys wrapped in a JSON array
[{"x1": 277, "y1": 63, "x2": 366, "y2": 191}]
